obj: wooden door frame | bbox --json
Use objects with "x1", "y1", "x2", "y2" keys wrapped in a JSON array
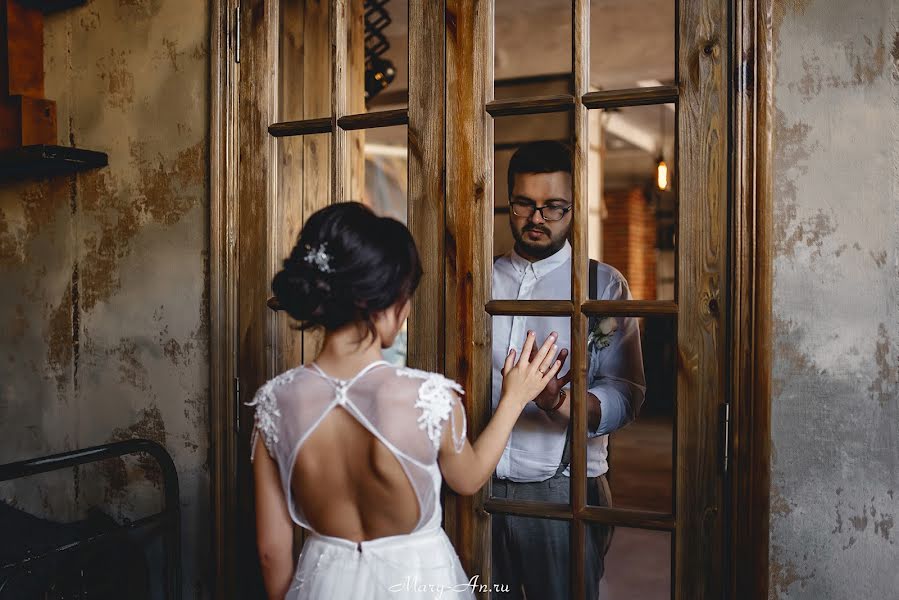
[
  {"x1": 208, "y1": 0, "x2": 774, "y2": 598},
  {"x1": 728, "y1": 1, "x2": 774, "y2": 598},
  {"x1": 209, "y1": 1, "x2": 239, "y2": 599}
]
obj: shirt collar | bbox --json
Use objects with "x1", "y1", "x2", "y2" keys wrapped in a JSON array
[{"x1": 508, "y1": 240, "x2": 572, "y2": 278}]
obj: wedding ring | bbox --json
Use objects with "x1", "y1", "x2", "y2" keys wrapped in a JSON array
[{"x1": 538, "y1": 368, "x2": 546, "y2": 374}]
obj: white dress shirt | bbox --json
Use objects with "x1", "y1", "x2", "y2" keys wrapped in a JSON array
[{"x1": 492, "y1": 241, "x2": 646, "y2": 481}]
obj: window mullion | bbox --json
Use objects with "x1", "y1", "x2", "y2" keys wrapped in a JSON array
[
  {"x1": 570, "y1": 0, "x2": 590, "y2": 598},
  {"x1": 330, "y1": 0, "x2": 349, "y2": 204}
]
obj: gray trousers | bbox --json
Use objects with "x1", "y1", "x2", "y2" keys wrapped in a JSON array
[{"x1": 491, "y1": 473, "x2": 614, "y2": 599}]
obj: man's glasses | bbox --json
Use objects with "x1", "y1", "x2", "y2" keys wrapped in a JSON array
[{"x1": 510, "y1": 200, "x2": 573, "y2": 222}]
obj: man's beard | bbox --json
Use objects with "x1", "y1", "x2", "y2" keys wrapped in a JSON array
[{"x1": 513, "y1": 224, "x2": 567, "y2": 260}]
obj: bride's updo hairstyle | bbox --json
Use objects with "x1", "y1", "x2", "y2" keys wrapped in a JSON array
[{"x1": 272, "y1": 202, "x2": 422, "y2": 335}]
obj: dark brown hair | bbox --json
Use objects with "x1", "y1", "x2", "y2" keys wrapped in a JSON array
[
  {"x1": 507, "y1": 140, "x2": 573, "y2": 198},
  {"x1": 272, "y1": 202, "x2": 422, "y2": 335}
]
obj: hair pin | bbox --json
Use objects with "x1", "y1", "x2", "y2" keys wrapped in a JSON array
[{"x1": 304, "y1": 243, "x2": 333, "y2": 273}]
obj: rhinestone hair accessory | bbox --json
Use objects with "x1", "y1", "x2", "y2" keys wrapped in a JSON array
[{"x1": 304, "y1": 243, "x2": 333, "y2": 273}]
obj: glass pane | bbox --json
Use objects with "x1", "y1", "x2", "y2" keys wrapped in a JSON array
[
  {"x1": 359, "y1": 125, "x2": 408, "y2": 222},
  {"x1": 588, "y1": 103, "x2": 677, "y2": 301},
  {"x1": 496, "y1": 0, "x2": 572, "y2": 82},
  {"x1": 580, "y1": 314, "x2": 674, "y2": 514},
  {"x1": 495, "y1": 73, "x2": 572, "y2": 102},
  {"x1": 489, "y1": 314, "x2": 572, "y2": 484},
  {"x1": 589, "y1": 0, "x2": 676, "y2": 90},
  {"x1": 278, "y1": 1, "x2": 409, "y2": 120},
  {"x1": 597, "y1": 527, "x2": 672, "y2": 599},
  {"x1": 493, "y1": 113, "x2": 573, "y2": 299},
  {"x1": 352, "y1": 124, "x2": 409, "y2": 365},
  {"x1": 355, "y1": 0, "x2": 409, "y2": 112},
  {"x1": 278, "y1": 0, "x2": 331, "y2": 121},
  {"x1": 491, "y1": 514, "x2": 574, "y2": 597}
]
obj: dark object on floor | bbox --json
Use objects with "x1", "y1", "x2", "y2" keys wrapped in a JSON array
[{"x1": 0, "y1": 439, "x2": 181, "y2": 600}]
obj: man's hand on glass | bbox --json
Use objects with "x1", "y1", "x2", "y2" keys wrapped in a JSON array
[{"x1": 528, "y1": 342, "x2": 572, "y2": 411}]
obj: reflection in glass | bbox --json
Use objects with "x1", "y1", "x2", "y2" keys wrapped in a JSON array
[
  {"x1": 361, "y1": 125, "x2": 408, "y2": 223},
  {"x1": 278, "y1": 0, "x2": 331, "y2": 121},
  {"x1": 585, "y1": 314, "x2": 675, "y2": 513},
  {"x1": 589, "y1": 103, "x2": 676, "y2": 301},
  {"x1": 491, "y1": 515, "x2": 584, "y2": 598},
  {"x1": 589, "y1": 0, "x2": 675, "y2": 90},
  {"x1": 350, "y1": 125, "x2": 408, "y2": 364},
  {"x1": 279, "y1": 0, "x2": 409, "y2": 120},
  {"x1": 493, "y1": 113, "x2": 573, "y2": 286},
  {"x1": 358, "y1": 1, "x2": 409, "y2": 112},
  {"x1": 495, "y1": 0, "x2": 572, "y2": 81},
  {"x1": 598, "y1": 527, "x2": 672, "y2": 599}
]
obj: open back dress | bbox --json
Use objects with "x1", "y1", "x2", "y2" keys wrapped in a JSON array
[{"x1": 249, "y1": 360, "x2": 475, "y2": 599}]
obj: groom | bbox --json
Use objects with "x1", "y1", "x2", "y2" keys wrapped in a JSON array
[{"x1": 491, "y1": 141, "x2": 646, "y2": 599}]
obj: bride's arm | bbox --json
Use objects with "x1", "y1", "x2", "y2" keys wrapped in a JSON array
[
  {"x1": 438, "y1": 394, "x2": 524, "y2": 495},
  {"x1": 438, "y1": 331, "x2": 562, "y2": 495},
  {"x1": 253, "y1": 436, "x2": 294, "y2": 600}
]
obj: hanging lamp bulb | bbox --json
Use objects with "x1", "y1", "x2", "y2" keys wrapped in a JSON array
[{"x1": 656, "y1": 157, "x2": 669, "y2": 191}]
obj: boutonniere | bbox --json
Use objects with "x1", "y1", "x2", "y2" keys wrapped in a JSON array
[{"x1": 587, "y1": 316, "x2": 618, "y2": 351}]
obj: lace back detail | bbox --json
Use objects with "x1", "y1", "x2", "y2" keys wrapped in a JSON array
[
  {"x1": 247, "y1": 368, "x2": 302, "y2": 461},
  {"x1": 397, "y1": 367, "x2": 466, "y2": 452}
]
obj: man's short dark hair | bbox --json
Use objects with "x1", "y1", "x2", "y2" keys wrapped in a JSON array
[{"x1": 507, "y1": 140, "x2": 572, "y2": 198}]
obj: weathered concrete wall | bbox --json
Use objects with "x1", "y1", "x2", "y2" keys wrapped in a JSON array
[
  {"x1": 770, "y1": 0, "x2": 899, "y2": 598},
  {"x1": 0, "y1": 1, "x2": 210, "y2": 597}
]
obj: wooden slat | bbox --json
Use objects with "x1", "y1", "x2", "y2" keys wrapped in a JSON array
[
  {"x1": 485, "y1": 94, "x2": 574, "y2": 117},
  {"x1": 729, "y1": 1, "x2": 773, "y2": 598},
  {"x1": 580, "y1": 300, "x2": 679, "y2": 316},
  {"x1": 275, "y1": 0, "x2": 305, "y2": 376},
  {"x1": 301, "y1": 0, "x2": 332, "y2": 362},
  {"x1": 444, "y1": 0, "x2": 493, "y2": 592},
  {"x1": 337, "y1": 108, "x2": 409, "y2": 130},
  {"x1": 577, "y1": 506, "x2": 676, "y2": 532},
  {"x1": 484, "y1": 499, "x2": 573, "y2": 521},
  {"x1": 478, "y1": 503, "x2": 683, "y2": 537},
  {"x1": 268, "y1": 117, "x2": 332, "y2": 137},
  {"x1": 347, "y1": 0, "x2": 365, "y2": 203},
  {"x1": 570, "y1": 1, "x2": 589, "y2": 598},
  {"x1": 676, "y1": 0, "x2": 728, "y2": 596},
  {"x1": 407, "y1": 0, "x2": 444, "y2": 375},
  {"x1": 485, "y1": 299, "x2": 574, "y2": 316},
  {"x1": 209, "y1": 0, "x2": 238, "y2": 597},
  {"x1": 582, "y1": 85, "x2": 679, "y2": 110},
  {"x1": 235, "y1": 0, "x2": 273, "y2": 596},
  {"x1": 330, "y1": 0, "x2": 348, "y2": 204}
]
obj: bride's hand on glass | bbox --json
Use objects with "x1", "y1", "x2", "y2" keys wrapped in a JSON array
[{"x1": 500, "y1": 331, "x2": 563, "y2": 410}]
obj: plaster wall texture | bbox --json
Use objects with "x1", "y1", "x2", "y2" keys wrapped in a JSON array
[
  {"x1": 770, "y1": 0, "x2": 899, "y2": 598},
  {"x1": 0, "y1": 1, "x2": 210, "y2": 597}
]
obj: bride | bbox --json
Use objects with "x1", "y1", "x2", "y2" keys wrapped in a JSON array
[{"x1": 250, "y1": 202, "x2": 562, "y2": 599}]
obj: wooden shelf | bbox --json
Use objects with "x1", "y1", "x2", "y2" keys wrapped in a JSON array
[
  {"x1": 0, "y1": 145, "x2": 108, "y2": 180},
  {"x1": 16, "y1": 0, "x2": 87, "y2": 14}
]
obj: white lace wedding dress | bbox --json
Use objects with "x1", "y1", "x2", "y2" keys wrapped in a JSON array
[{"x1": 249, "y1": 360, "x2": 475, "y2": 599}]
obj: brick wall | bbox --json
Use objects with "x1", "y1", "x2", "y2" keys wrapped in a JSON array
[{"x1": 602, "y1": 187, "x2": 657, "y2": 300}]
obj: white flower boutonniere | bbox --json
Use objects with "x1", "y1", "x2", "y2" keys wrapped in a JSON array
[{"x1": 587, "y1": 316, "x2": 618, "y2": 351}]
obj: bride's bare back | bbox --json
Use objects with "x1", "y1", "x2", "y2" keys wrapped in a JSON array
[
  {"x1": 291, "y1": 405, "x2": 420, "y2": 541},
  {"x1": 249, "y1": 360, "x2": 467, "y2": 545}
]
